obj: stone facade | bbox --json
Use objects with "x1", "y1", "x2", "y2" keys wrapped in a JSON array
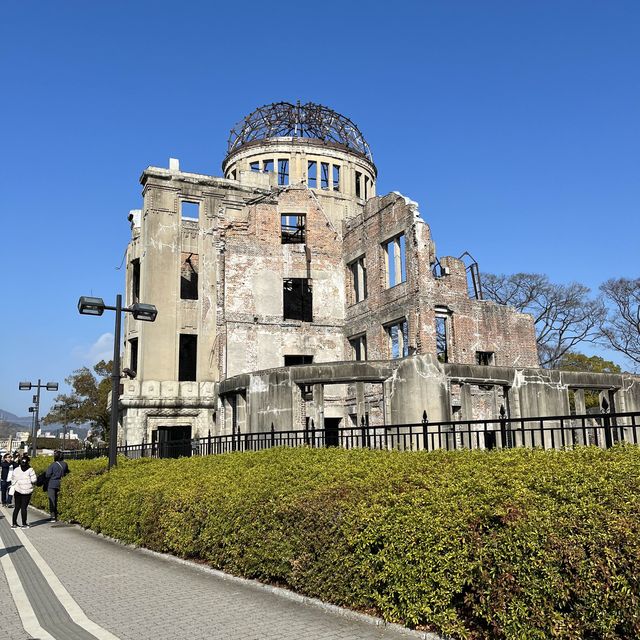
[{"x1": 118, "y1": 102, "x2": 638, "y2": 447}]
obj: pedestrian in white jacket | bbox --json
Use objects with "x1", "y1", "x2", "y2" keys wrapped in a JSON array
[{"x1": 11, "y1": 455, "x2": 37, "y2": 529}]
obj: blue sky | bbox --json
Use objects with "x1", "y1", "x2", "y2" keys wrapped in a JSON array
[{"x1": 1, "y1": 1, "x2": 638, "y2": 416}]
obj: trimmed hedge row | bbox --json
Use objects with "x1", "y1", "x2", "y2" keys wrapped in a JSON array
[{"x1": 32, "y1": 446, "x2": 640, "y2": 639}]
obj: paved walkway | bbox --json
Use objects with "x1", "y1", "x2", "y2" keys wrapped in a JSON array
[{"x1": 0, "y1": 506, "x2": 434, "y2": 640}]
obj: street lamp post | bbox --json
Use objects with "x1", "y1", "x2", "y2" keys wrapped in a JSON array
[
  {"x1": 77, "y1": 295, "x2": 157, "y2": 469},
  {"x1": 19, "y1": 380, "x2": 59, "y2": 457}
]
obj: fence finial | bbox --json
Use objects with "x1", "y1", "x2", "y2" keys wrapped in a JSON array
[
  {"x1": 500, "y1": 404, "x2": 506, "y2": 419},
  {"x1": 601, "y1": 397, "x2": 610, "y2": 413}
]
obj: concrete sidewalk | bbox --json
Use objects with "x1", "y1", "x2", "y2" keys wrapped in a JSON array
[{"x1": 0, "y1": 506, "x2": 435, "y2": 640}]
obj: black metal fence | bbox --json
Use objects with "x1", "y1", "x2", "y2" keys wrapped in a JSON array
[{"x1": 61, "y1": 409, "x2": 640, "y2": 461}]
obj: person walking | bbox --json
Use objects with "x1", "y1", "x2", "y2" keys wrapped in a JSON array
[
  {"x1": 45, "y1": 450, "x2": 69, "y2": 522},
  {"x1": 10, "y1": 455, "x2": 37, "y2": 529},
  {"x1": 1, "y1": 453, "x2": 13, "y2": 507}
]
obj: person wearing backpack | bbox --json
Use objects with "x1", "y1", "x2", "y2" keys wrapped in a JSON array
[
  {"x1": 1, "y1": 453, "x2": 13, "y2": 507},
  {"x1": 10, "y1": 455, "x2": 37, "y2": 529},
  {"x1": 45, "y1": 451, "x2": 69, "y2": 522}
]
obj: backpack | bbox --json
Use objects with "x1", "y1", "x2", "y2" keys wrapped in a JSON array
[{"x1": 36, "y1": 471, "x2": 49, "y2": 491}]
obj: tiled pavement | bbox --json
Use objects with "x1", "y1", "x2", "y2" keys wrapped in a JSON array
[{"x1": 0, "y1": 506, "x2": 435, "y2": 640}]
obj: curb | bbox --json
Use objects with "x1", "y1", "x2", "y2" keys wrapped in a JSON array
[{"x1": 30, "y1": 505, "x2": 444, "y2": 639}]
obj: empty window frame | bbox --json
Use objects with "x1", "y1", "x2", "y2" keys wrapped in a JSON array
[
  {"x1": 349, "y1": 256, "x2": 367, "y2": 303},
  {"x1": 249, "y1": 161, "x2": 260, "y2": 172},
  {"x1": 263, "y1": 159, "x2": 274, "y2": 173},
  {"x1": 180, "y1": 252, "x2": 199, "y2": 300},
  {"x1": 355, "y1": 171, "x2": 362, "y2": 198},
  {"x1": 284, "y1": 355, "x2": 313, "y2": 366},
  {"x1": 435, "y1": 310, "x2": 450, "y2": 363},
  {"x1": 283, "y1": 278, "x2": 313, "y2": 322},
  {"x1": 320, "y1": 162, "x2": 330, "y2": 189},
  {"x1": 181, "y1": 201, "x2": 199, "y2": 220},
  {"x1": 277, "y1": 159, "x2": 289, "y2": 185},
  {"x1": 349, "y1": 334, "x2": 367, "y2": 361},
  {"x1": 364, "y1": 176, "x2": 370, "y2": 200},
  {"x1": 131, "y1": 258, "x2": 140, "y2": 304},
  {"x1": 307, "y1": 161, "x2": 317, "y2": 188},
  {"x1": 281, "y1": 214, "x2": 306, "y2": 244},
  {"x1": 386, "y1": 319, "x2": 409, "y2": 359},
  {"x1": 383, "y1": 234, "x2": 407, "y2": 288},
  {"x1": 129, "y1": 338, "x2": 138, "y2": 374},
  {"x1": 476, "y1": 351, "x2": 495, "y2": 366},
  {"x1": 333, "y1": 165, "x2": 340, "y2": 191},
  {"x1": 178, "y1": 334, "x2": 197, "y2": 381}
]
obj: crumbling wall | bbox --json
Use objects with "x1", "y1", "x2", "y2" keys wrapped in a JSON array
[
  {"x1": 342, "y1": 191, "x2": 538, "y2": 368},
  {"x1": 222, "y1": 187, "x2": 346, "y2": 377}
]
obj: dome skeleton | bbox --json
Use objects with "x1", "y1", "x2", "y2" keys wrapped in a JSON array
[{"x1": 227, "y1": 102, "x2": 372, "y2": 161}]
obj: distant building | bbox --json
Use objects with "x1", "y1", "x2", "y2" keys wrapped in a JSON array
[{"x1": 117, "y1": 102, "x2": 640, "y2": 448}]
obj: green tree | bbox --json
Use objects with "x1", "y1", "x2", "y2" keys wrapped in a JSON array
[
  {"x1": 557, "y1": 352, "x2": 622, "y2": 374},
  {"x1": 43, "y1": 360, "x2": 112, "y2": 441},
  {"x1": 557, "y1": 353, "x2": 621, "y2": 410}
]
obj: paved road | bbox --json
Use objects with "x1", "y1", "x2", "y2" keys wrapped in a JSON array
[{"x1": 0, "y1": 506, "x2": 434, "y2": 640}]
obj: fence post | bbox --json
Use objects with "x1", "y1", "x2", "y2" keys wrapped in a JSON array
[
  {"x1": 270, "y1": 422, "x2": 275, "y2": 449},
  {"x1": 499, "y1": 404, "x2": 511, "y2": 448},
  {"x1": 421, "y1": 410, "x2": 428, "y2": 452},
  {"x1": 360, "y1": 416, "x2": 367, "y2": 449},
  {"x1": 208, "y1": 430, "x2": 212, "y2": 456},
  {"x1": 602, "y1": 397, "x2": 612, "y2": 448}
]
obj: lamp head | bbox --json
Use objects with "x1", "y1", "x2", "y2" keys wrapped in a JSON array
[
  {"x1": 78, "y1": 296, "x2": 105, "y2": 316},
  {"x1": 129, "y1": 303, "x2": 158, "y2": 322}
]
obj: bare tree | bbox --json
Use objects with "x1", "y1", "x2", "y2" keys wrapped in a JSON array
[
  {"x1": 483, "y1": 273, "x2": 605, "y2": 368},
  {"x1": 599, "y1": 277, "x2": 640, "y2": 370}
]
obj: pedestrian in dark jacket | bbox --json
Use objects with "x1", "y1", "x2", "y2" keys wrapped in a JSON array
[
  {"x1": 45, "y1": 451, "x2": 69, "y2": 522},
  {"x1": 1, "y1": 453, "x2": 13, "y2": 506}
]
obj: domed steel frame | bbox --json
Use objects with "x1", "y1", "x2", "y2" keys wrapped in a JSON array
[{"x1": 227, "y1": 102, "x2": 372, "y2": 161}]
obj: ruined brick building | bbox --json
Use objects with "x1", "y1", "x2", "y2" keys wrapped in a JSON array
[{"x1": 119, "y1": 102, "x2": 640, "y2": 448}]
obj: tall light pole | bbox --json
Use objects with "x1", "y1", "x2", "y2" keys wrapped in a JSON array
[
  {"x1": 77, "y1": 295, "x2": 157, "y2": 469},
  {"x1": 19, "y1": 380, "x2": 58, "y2": 457}
]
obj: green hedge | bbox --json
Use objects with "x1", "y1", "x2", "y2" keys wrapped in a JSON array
[{"x1": 31, "y1": 446, "x2": 640, "y2": 639}]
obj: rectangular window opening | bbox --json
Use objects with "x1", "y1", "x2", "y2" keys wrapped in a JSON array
[
  {"x1": 131, "y1": 258, "x2": 140, "y2": 304},
  {"x1": 281, "y1": 214, "x2": 306, "y2": 244},
  {"x1": 178, "y1": 334, "x2": 197, "y2": 382},
  {"x1": 180, "y1": 252, "x2": 199, "y2": 300},
  {"x1": 129, "y1": 338, "x2": 138, "y2": 374},
  {"x1": 383, "y1": 233, "x2": 407, "y2": 288},
  {"x1": 283, "y1": 278, "x2": 313, "y2": 322},
  {"x1": 475, "y1": 351, "x2": 495, "y2": 366},
  {"x1": 249, "y1": 161, "x2": 260, "y2": 172},
  {"x1": 307, "y1": 161, "x2": 317, "y2": 188},
  {"x1": 349, "y1": 256, "x2": 367, "y2": 304},
  {"x1": 386, "y1": 319, "x2": 409, "y2": 359},
  {"x1": 278, "y1": 159, "x2": 289, "y2": 185},
  {"x1": 181, "y1": 201, "x2": 199, "y2": 220},
  {"x1": 284, "y1": 355, "x2": 313, "y2": 366},
  {"x1": 364, "y1": 176, "x2": 370, "y2": 200},
  {"x1": 436, "y1": 315, "x2": 449, "y2": 363},
  {"x1": 332, "y1": 165, "x2": 340, "y2": 191},
  {"x1": 355, "y1": 171, "x2": 362, "y2": 198},
  {"x1": 349, "y1": 335, "x2": 367, "y2": 361},
  {"x1": 263, "y1": 159, "x2": 274, "y2": 173},
  {"x1": 320, "y1": 162, "x2": 330, "y2": 189}
]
